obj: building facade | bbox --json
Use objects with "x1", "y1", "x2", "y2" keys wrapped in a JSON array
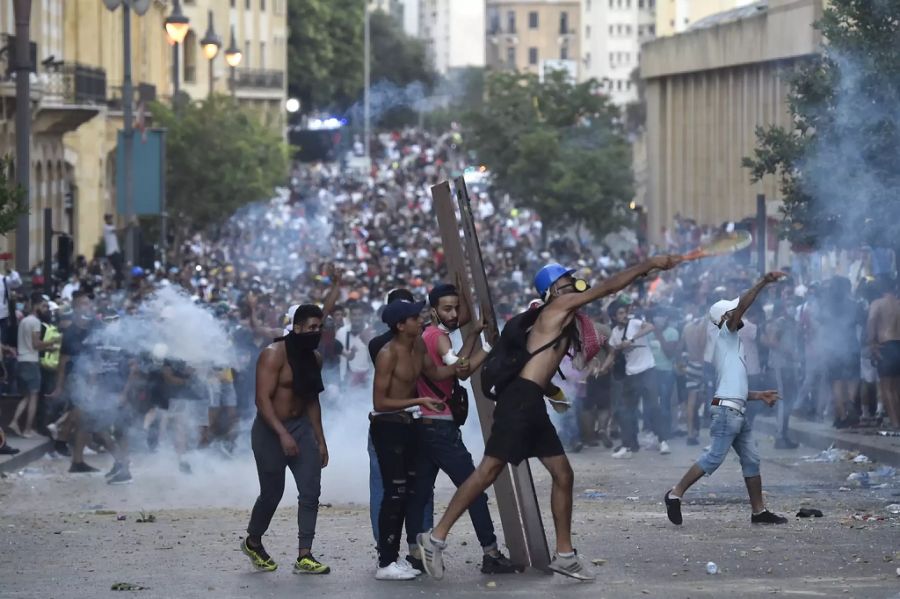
[
  {"x1": 415, "y1": 0, "x2": 485, "y2": 76},
  {"x1": 640, "y1": 0, "x2": 824, "y2": 246},
  {"x1": 1, "y1": 0, "x2": 287, "y2": 266},
  {"x1": 655, "y1": 0, "x2": 758, "y2": 37},
  {"x1": 486, "y1": 0, "x2": 580, "y2": 79},
  {"x1": 580, "y1": 0, "x2": 656, "y2": 105}
]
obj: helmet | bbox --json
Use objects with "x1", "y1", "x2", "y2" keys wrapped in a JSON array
[
  {"x1": 534, "y1": 263, "x2": 575, "y2": 300},
  {"x1": 131, "y1": 266, "x2": 145, "y2": 278}
]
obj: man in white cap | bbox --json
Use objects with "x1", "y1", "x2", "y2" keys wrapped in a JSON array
[{"x1": 664, "y1": 272, "x2": 788, "y2": 526}]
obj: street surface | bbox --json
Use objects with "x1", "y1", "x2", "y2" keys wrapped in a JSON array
[{"x1": 2, "y1": 421, "x2": 899, "y2": 599}]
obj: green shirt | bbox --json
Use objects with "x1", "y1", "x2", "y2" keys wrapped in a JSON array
[{"x1": 649, "y1": 326, "x2": 679, "y2": 372}]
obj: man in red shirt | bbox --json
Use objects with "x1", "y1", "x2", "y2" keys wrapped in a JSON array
[{"x1": 407, "y1": 283, "x2": 519, "y2": 575}]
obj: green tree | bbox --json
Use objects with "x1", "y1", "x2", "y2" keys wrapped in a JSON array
[
  {"x1": 465, "y1": 70, "x2": 633, "y2": 238},
  {"x1": 0, "y1": 156, "x2": 29, "y2": 236},
  {"x1": 743, "y1": 0, "x2": 900, "y2": 251},
  {"x1": 150, "y1": 96, "x2": 288, "y2": 237}
]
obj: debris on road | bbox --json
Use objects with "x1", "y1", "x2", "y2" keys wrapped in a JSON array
[
  {"x1": 796, "y1": 508, "x2": 824, "y2": 518},
  {"x1": 580, "y1": 490, "x2": 607, "y2": 499},
  {"x1": 706, "y1": 562, "x2": 719, "y2": 575},
  {"x1": 136, "y1": 511, "x2": 156, "y2": 523},
  {"x1": 111, "y1": 582, "x2": 148, "y2": 591},
  {"x1": 886, "y1": 504, "x2": 900, "y2": 514},
  {"x1": 591, "y1": 558, "x2": 607, "y2": 566}
]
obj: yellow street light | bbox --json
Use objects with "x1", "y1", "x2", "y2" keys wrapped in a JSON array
[
  {"x1": 200, "y1": 11, "x2": 221, "y2": 60},
  {"x1": 225, "y1": 26, "x2": 242, "y2": 68},
  {"x1": 164, "y1": 0, "x2": 190, "y2": 45}
]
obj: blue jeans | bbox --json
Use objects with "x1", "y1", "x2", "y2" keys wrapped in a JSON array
[
  {"x1": 407, "y1": 420, "x2": 497, "y2": 549},
  {"x1": 368, "y1": 432, "x2": 433, "y2": 544},
  {"x1": 618, "y1": 368, "x2": 663, "y2": 449},
  {"x1": 696, "y1": 405, "x2": 761, "y2": 477}
]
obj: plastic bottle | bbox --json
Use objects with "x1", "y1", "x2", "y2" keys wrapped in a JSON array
[{"x1": 706, "y1": 561, "x2": 718, "y2": 575}]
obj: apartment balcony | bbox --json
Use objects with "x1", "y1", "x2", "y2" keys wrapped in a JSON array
[
  {"x1": 40, "y1": 63, "x2": 107, "y2": 106},
  {"x1": 234, "y1": 68, "x2": 285, "y2": 90},
  {"x1": 107, "y1": 83, "x2": 158, "y2": 111}
]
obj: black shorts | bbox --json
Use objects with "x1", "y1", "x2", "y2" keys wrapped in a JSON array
[
  {"x1": 584, "y1": 373, "x2": 611, "y2": 410},
  {"x1": 484, "y1": 378, "x2": 564, "y2": 466},
  {"x1": 877, "y1": 341, "x2": 900, "y2": 378}
]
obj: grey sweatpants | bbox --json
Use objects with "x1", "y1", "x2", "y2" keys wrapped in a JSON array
[{"x1": 247, "y1": 416, "x2": 322, "y2": 550}]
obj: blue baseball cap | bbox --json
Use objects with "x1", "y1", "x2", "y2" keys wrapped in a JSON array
[
  {"x1": 534, "y1": 263, "x2": 576, "y2": 299},
  {"x1": 381, "y1": 300, "x2": 426, "y2": 327}
]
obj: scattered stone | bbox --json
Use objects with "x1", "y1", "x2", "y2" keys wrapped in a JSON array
[
  {"x1": 591, "y1": 559, "x2": 607, "y2": 566},
  {"x1": 486, "y1": 581, "x2": 497, "y2": 588}
]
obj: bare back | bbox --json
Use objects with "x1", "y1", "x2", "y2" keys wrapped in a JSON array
[
  {"x1": 870, "y1": 295, "x2": 900, "y2": 344},
  {"x1": 682, "y1": 318, "x2": 707, "y2": 362},
  {"x1": 519, "y1": 308, "x2": 575, "y2": 389}
]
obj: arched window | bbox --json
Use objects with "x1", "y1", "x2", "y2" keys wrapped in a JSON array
[{"x1": 183, "y1": 30, "x2": 198, "y2": 83}]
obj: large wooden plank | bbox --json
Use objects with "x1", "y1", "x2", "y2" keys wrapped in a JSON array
[{"x1": 431, "y1": 180, "x2": 550, "y2": 571}]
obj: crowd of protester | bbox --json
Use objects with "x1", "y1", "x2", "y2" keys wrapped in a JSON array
[{"x1": 0, "y1": 126, "x2": 897, "y2": 483}]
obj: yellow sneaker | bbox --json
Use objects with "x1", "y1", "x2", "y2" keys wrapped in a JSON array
[
  {"x1": 241, "y1": 538, "x2": 277, "y2": 572},
  {"x1": 293, "y1": 553, "x2": 331, "y2": 575}
]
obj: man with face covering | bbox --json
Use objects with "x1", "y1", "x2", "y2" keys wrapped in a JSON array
[
  {"x1": 241, "y1": 277, "x2": 341, "y2": 575},
  {"x1": 664, "y1": 272, "x2": 788, "y2": 527},
  {"x1": 406, "y1": 283, "x2": 520, "y2": 575},
  {"x1": 419, "y1": 256, "x2": 685, "y2": 582}
]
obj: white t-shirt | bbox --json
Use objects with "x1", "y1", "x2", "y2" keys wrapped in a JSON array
[
  {"x1": 104, "y1": 223, "x2": 120, "y2": 255},
  {"x1": 337, "y1": 325, "x2": 370, "y2": 375},
  {"x1": 609, "y1": 319, "x2": 656, "y2": 376},
  {"x1": 713, "y1": 325, "x2": 748, "y2": 401},
  {"x1": 738, "y1": 320, "x2": 760, "y2": 376},
  {"x1": 17, "y1": 314, "x2": 42, "y2": 363}
]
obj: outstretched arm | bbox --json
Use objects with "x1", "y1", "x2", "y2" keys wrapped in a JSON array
[
  {"x1": 321, "y1": 264, "x2": 343, "y2": 318},
  {"x1": 725, "y1": 272, "x2": 785, "y2": 332},
  {"x1": 548, "y1": 255, "x2": 683, "y2": 315}
]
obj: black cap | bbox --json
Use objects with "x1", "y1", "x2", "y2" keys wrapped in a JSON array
[
  {"x1": 381, "y1": 300, "x2": 426, "y2": 327},
  {"x1": 428, "y1": 283, "x2": 458, "y2": 308}
]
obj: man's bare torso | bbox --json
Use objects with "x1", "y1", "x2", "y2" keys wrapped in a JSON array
[
  {"x1": 683, "y1": 319, "x2": 707, "y2": 363},
  {"x1": 871, "y1": 295, "x2": 900, "y2": 344},
  {"x1": 380, "y1": 339, "x2": 424, "y2": 403},
  {"x1": 266, "y1": 342, "x2": 319, "y2": 421},
  {"x1": 519, "y1": 309, "x2": 574, "y2": 389}
]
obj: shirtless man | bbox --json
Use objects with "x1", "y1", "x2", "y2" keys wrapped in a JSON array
[
  {"x1": 370, "y1": 299, "x2": 473, "y2": 581},
  {"x1": 681, "y1": 313, "x2": 708, "y2": 445},
  {"x1": 867, "y1": 276, "x2": 900, "y2": 428},
  {"x1": 240, "y1": 275, "x2": 341, "y2": 575},
  {"x1": 418, "y1": 255, "x2": 685, "y2": 582}
]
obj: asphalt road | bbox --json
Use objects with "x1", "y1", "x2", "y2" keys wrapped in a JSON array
[{"x1": 2, "y1": 425, "x2": 899, "y2": 599}]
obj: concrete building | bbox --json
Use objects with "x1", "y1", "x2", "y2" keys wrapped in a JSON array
[
  {"x1": 656, "y1": 0, "x2": 758, "y2": 37},
  {"x1": 486, "y1": 0, "x2": 580, "y2": 79},
  {"x1": 580, "y1": 0, "x2": 656, "y2": 105},
  {"x1": 641, "y1": 0, "x2": 824, "y2": 247},
  {"x1": 0, "y1": 0, "x2": 287, "y2": 266},
  {"x1": 415, "y1": 0, "x2": 485, "y2": 76}
]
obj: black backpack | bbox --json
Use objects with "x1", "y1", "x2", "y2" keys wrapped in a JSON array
[{"x1": 481, "y1": 306, "x2": 567, "y2": 401}]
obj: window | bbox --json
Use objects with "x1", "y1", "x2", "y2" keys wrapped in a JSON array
[
  {"x1": 528, "y1": 47, "x2": 538, "y2": 65},
  {"x1": 183, "y1": 30, "x2": 197, "y2": 83},
  {"x1": 506, "y1": 46, "x2": 515, "y2": 68},
  {"x1": 586, "y1": 25, "x2": 591, "y2": 39},
  {"x1": 561, "y1": 45, "x2": 568, "y2": 60},
  {"x1": 244, "y1": 40, "x2": 251, "y2": 67},
  {"x1": 609, "y1": 0, "x2": 613, "y2": 8},
  {"x1": 649, "y1": 0, "x2": 655, "y2": 7},
  {"x1": 507, "y1": 10, "x2": 516, "y2": 33},
  {"x1": 560, "y1": 11, "x2": 568, "y2": 34},
  {"x1": 585, "y1": 51, "x2": 591, "y2": 67},
  {"x1": 489, "y1": 9, "x2": 500, "y2": 34},
  {"x1": 259, "y1": 41, "x2": 266, "y2": 69},
  {"x1": 626, "y1": 0, "x2": 632, "y2": 8},
  {"x1": 245, "y1": 0, "x2": 250, "y2": 9},
  {"x1": 528, "y1": 11, "x2": 538, "y2": 29},
  {"x1": 638, "y1": 25, "x2": 643, "y2": 36},
  {"x1": 617, "y1": 80, "x2": 623, "y2": 90},
  {"x1": 608, "y1": 25, "x2": 613, "y2": 35},
  {"x1": 586, "y1": 0, "x2": 591, "y2": 10},
  {"x1": 230, "y1": 0, "x2": 235, "y2": 7},
  {"x1": 639, "y1": 0, "x2": 644, "y2": 7},
  {"x1": 260, "y1": 0, "x2": 265, "y2": 10},
  {"x1": 649, "y1": 24, "x2": 656, "y2": 35},
  {"x1": 626, "y1": 24, "x2": 632, "y2": 35}
]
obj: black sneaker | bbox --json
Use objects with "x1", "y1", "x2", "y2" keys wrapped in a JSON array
[
  {"x1": 481, "y1": 552, "x2": 524, "y2": 574},
  {"x1": 0, "y1": 444, "x2": 20, "y2": 455},
  {"x1": 108, "y1": 469, "x2": 133, "y2": 485},
  {"x1": 405, "y1": 555, "x2": 424, "y2": 572},
  {"x1": 665, "y1": 490, "x2": 683, "y2": 525},
  {"x1": 54, "y1": 441, "x2": 71, "y2": 457},
  {"x1": 69, "y1": 461, "x2": 100, "y2": 473},
  {"x1": 752, "y1": 510, "x2": 788, "y2": 525},
  {"x1": 774, "y1": 437, "x2": 799, "y2": 450},
  {"x1": 105, "y1": 462, "x2": 123, "y2": 478}
]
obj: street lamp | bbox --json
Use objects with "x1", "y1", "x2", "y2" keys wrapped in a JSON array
[
  {"x1": 164, "y1": 0, "x2": 190, "y2": 110},
  {"x1": 199, "y1": 10, "x2": 221, "y2": 97},
  {"x1": 224, "y1": 26, "x2": 242, "y2": 99}
]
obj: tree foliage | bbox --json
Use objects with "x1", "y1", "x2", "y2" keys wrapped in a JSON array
[
  {"x1": 743, "y1": 0, "x2": 900, "y2": 250},
  {"x1": 0, "y1": 156, "x2": 29, "y2": 236},
  {"x1": 287, "y1": 2, "x2": 436, "y2": 116},
  {"x1": 465, "y1": 70, "x2": 633, "y2": 238},
  {"x1": 150, "y1": 96, "x2": 288, "y2": 231}
]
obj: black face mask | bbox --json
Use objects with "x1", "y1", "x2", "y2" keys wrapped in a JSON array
[{"x1": 279, "y1": 331, "x2": 324, "y2": 397}]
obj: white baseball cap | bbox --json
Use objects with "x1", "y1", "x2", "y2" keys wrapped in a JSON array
[{"x1": 709, "y1": 298, "x2": 740, "y2": 325}]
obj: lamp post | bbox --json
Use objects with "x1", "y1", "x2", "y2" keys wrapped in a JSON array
[
  {"x1": 199, "y1": 10, "x2": 221, "y2": 98},
  {"x1": 12, "y1": 0, "x2": 31, "y2": 274},
  {"x1": 164, "y1": 0, "x2": 190, "y2": 112},
  {"x1": 363, "y1": 1, "x2": 371, "y2": 161},
  {"x1": 224, "y1": 26, "x2": 242, "y2": 99}
]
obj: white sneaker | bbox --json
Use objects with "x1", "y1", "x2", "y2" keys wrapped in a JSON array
[
  {"x1": 396, "y1": 559, "x2": 422, "y2": 576},
  {"x1": 46, "y1": 423, "x2": 59, "y2": 440},
  {"x1": 375, "y1": 562, "x2": 417, "y2": 581},
  {"x1": 612, "y1": 447, "x2": 633, "y2": 459},
  {"x1": 659, "y1": 441, "x2": 671, "y2": 455}
]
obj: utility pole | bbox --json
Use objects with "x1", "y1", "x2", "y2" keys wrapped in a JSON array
[
  {"x1": 13, "y1": 0, "x2": 32, "y2": 274},
  {"x1": 123, "y1": 2, "x2": 136, "y2": 269},
  {"x1": 363, "y1": 1, "x2": 371, "y2": 161}
]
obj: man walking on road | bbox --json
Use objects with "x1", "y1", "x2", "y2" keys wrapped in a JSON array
[
  {"x1": 664, "y1": 272, "x2": 790, "y2": 526},
  {"x1": 418, "y1": 255, "x2": 685, "y2": 582},
  {"x1": 867, "y1": 276, "x2": 900, "y2": 429}
]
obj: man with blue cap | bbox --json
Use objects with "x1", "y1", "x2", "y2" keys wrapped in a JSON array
[{"x1": 419, "y1": 253, "x2": 685, "y2": 582}]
